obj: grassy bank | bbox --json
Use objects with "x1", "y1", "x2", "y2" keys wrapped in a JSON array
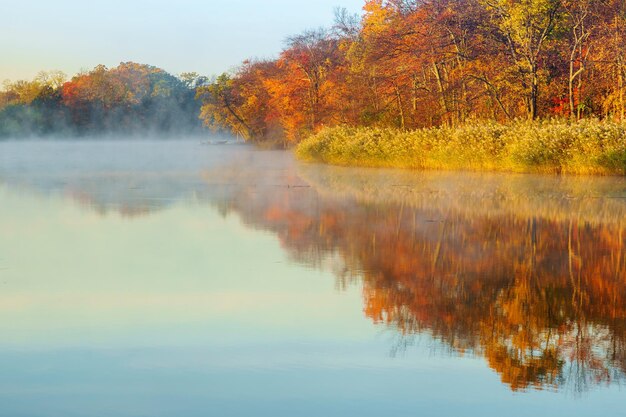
[{"x1": 295, "y1": 120, "x2": 626, "y2": 175}]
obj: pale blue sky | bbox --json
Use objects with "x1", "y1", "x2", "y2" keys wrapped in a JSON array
[{"x1": 0, "y1": 0, "x2": 365, "y2": 82}]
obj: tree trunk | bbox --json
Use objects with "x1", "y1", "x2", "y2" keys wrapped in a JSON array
[
  {"x1": 530, "y1": 63, "x2": 539, "y2": 120},
  {"x1": 569, "y1": 58, "x2": 576, "y2": 119},
  {"x1": 432, "y1": 61, "x2": 449, "y2": 125},
  {"x1": 394, "y1": 84, "x2": 406, "y2": 130}
]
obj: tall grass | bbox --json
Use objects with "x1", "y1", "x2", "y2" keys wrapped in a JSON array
[{"x1": 295, "y1": 119, "x2": 626, "y2": 175}]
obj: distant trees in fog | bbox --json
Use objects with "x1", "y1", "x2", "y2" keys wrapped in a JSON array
[{"x1": 0, "y1": 63, "x2": 207, "y2": 138}]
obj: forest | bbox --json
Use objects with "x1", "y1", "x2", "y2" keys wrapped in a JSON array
[
  {"x1": 201, "y1": 0, "x2": 626, "y2": 143},
  {"x1": 0, "y1": 62, "x2": 207, "y2": 137}
]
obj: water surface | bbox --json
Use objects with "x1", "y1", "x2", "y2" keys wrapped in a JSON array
[{"x1": 0, "y1": 140, "x2": 624, "y2": 416}]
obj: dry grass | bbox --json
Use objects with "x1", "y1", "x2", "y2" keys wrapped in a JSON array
[{"x1": 296, "y1": 119, "x2": 626, "y2": 175}]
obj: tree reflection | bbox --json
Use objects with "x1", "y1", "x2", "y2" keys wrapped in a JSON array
[
  {"x1": 8, "y1": 152, "x2": 623, "y2": 392},
  {"x1": 216, "y1": 170, "x2": 626, "y2": 392}
]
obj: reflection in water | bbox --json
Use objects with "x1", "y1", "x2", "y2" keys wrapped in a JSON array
[
  {"x1": 211, "y1": 164, "x2": 626, "y2": 392},
  {"x1": 0, "y1": 141, "x2": 625, "y2": 396}
]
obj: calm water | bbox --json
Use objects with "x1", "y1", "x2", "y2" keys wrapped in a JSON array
[{"x1": 0, "y1": 139, "x2": 625, "y2": 417}]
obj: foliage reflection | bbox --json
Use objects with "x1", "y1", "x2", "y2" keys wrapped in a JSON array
[{"x1": 215, "y1": 167, "x2": 626, "y2": 392}]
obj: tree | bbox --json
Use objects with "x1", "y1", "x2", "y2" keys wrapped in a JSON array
[
  {"x1": 198, "y1": 73, "x2": 254, "y2": 139},
  {"x1": 279, "y1": 29, "x2": 341, "y2": 136},
  {"x1": 479, "y1": 0, "x2": 562, "y2": 119},
  {"x1": 562, "y1": 0, "x2": 593, "y2": 119}
]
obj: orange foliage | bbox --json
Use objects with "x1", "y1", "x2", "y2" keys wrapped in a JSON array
[
  {"x1": 217, "y1": 177, "x2": 626, "y2": 392},
  {"x1": 200, "y1": 0, "x2": 626, "y2": 141}
]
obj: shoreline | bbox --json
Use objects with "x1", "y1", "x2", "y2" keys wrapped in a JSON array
[{"x1": 295, "y1": 120, "x2": 626, "y2": 176}]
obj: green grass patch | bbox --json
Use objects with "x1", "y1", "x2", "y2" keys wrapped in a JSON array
[{"x1": 295, "y1": 120, "x2": 626, "y2": 175}]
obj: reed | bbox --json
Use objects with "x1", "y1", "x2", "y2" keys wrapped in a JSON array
[{"x1": 295, "y1": 119, "x2": 626, "y2": 175}]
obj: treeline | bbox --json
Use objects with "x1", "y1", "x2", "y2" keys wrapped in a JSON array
[
  {"x1": 0, "y1": 62, "x2": 208, "y2": 137},
  {"x1": 200, "y1": 0, "x2": 626, "y2": 143}
]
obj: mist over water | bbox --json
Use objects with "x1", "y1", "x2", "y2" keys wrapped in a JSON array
[{"x1": 0, "y1": 139, "x2": 624, "y2": 416}]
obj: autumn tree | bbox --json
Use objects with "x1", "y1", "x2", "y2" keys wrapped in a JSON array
[
  {"x1": 199, "y1": 73, "x2": 254, "y2": 139},
  {"x1": 480, "y1": 0, "x2": 563, "y2": 119},
  {"x1": 562, "y1": 0, "x2": 593, "y2": 119},
  {"x1": 266, "y1": 29, "x2": 343, "y2": 140},
  {"x1": 0, "y1": 62, "x2": 205, "y2": 137},
  {"x1": 59, "y1": 62, "x2": 204, "y2": 133},
  {"x1": 592, "y1": 0, "x2": 626, "y2": 119}
]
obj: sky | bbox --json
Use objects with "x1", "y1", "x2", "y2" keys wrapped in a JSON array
[{"x1": 0, "y1": 0, "x2": 365, "y2": 83}]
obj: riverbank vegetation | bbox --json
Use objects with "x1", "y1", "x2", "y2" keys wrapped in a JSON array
[
  {"x1": 296, "y1": 120, "x2": 626, "y2": 174},
  {"x1": 0, "y1": 63, "x2": 207, "y2": 137},
  {"x1": 198, "y1": 0, "x2": 626, "y2": 172}
]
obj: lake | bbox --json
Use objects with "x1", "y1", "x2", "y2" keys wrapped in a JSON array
[{"x1": 0, "y1": 139, "x2": 624, "y2": 417}]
